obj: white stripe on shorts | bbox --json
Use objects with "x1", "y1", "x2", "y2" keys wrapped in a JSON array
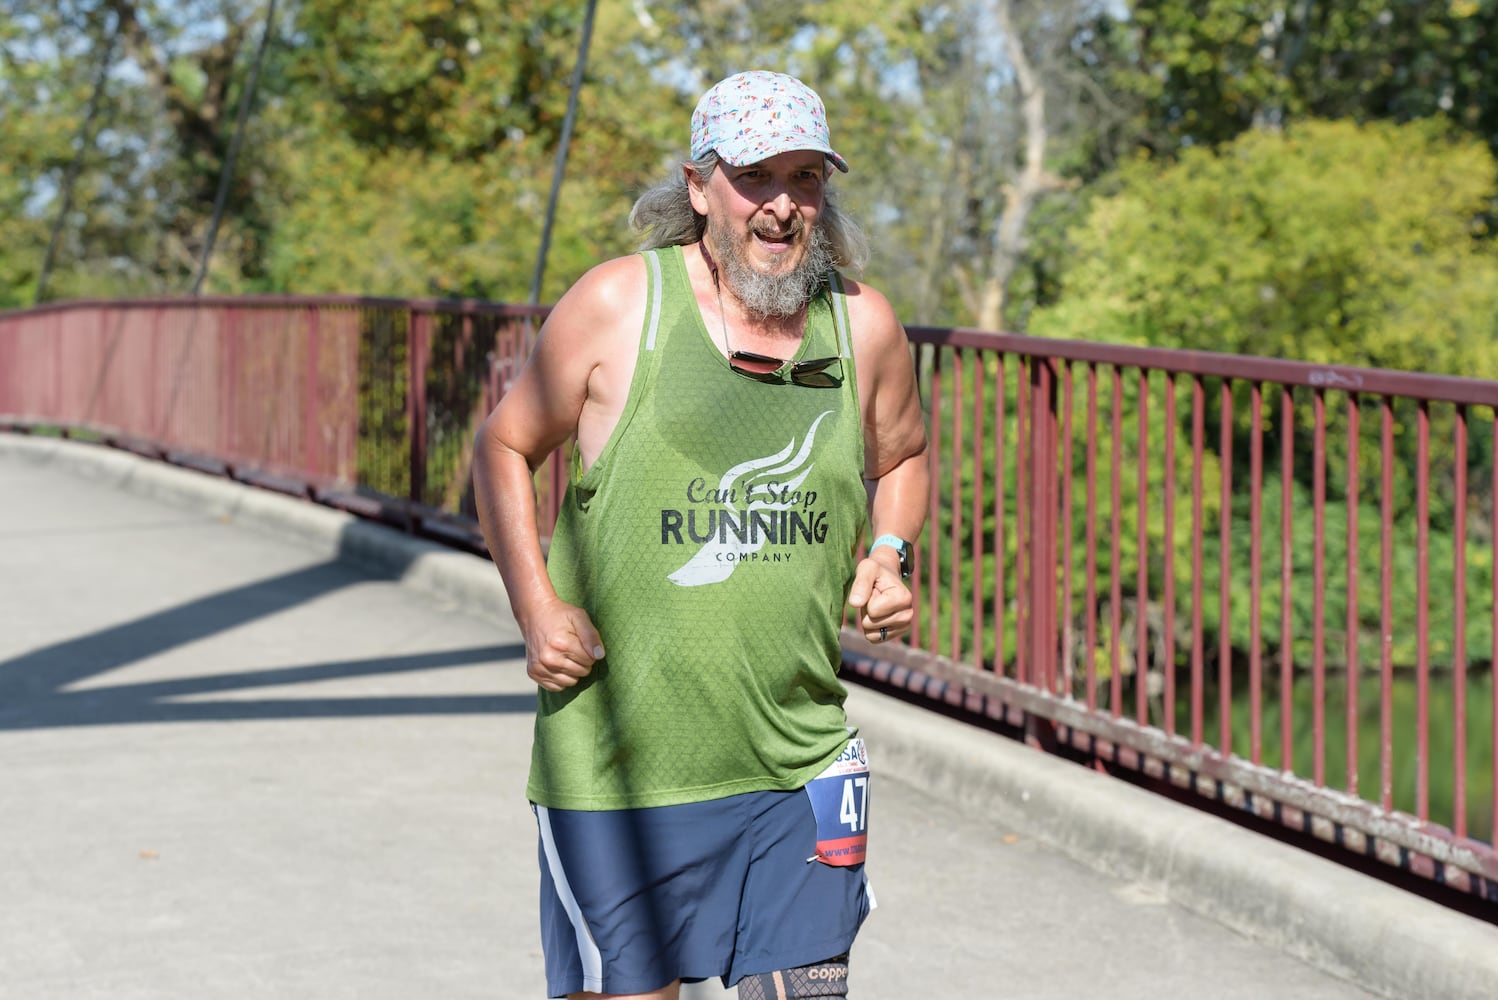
[{"x1": 535, "y1": 805, "x2": 605, "y2": 992}]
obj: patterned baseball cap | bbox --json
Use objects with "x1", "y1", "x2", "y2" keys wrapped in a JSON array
[{"x1": 690, "y1": 70, "x2": 850, "y2": 173}]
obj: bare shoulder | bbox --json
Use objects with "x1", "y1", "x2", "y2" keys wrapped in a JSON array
[
  {"x1": 525, "y1": 253, "x2": 650, "y2": 467},
  {"x1": 489, "y1": 254, "x2": 648, "y2": 465},
  {"x1": 543, "y1": 253, "x2": 649, "y2": 354},
  {"x1": 839, "y1": 275, "x2": 906, "y2": 355},
  {"x1": 841, "y1": 274, "x2": 914, "y2": 390}
]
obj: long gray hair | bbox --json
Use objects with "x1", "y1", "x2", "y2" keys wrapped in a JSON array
[{"x1": 628, "y1": 151, "x2": 870, "y2": 274}]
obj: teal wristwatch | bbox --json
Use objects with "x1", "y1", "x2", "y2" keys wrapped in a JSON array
[{"x1": 869, "y1": 534, "x2": 913, "y2": 580}]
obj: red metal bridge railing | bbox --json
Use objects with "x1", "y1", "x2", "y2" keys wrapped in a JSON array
[
  {"x1": 0, "y1": 296, "x2": 556, "y2": 542},
  {"x1": 2, "y1": 296, "x2": 1494, "y2": 912},
  {"x1": 854, "y1": 328, "x2": 1498, "y2": 913}
]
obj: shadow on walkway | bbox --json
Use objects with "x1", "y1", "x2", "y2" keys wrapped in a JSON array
[{"x1": 0, "y1": 556, "x2": 530, "y2": 731}]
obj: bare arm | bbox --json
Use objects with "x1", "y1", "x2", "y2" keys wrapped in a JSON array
[
  {"x1": 472, "y1": 255, "x2": 643, "y2": 690},
  {"x1": 846, "y1": 281, "x2": 930, "y2": 642}
]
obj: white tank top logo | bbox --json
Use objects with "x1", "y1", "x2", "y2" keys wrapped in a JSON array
[{"x1": 667, "y1": 410, "x2": 834, "y2": 587}]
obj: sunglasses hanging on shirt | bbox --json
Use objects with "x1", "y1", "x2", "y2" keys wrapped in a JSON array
[{"x1": 711, "y1": 266, "x2": 843, "y2": 388}]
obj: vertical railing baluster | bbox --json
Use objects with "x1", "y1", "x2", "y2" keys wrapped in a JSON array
[
  {"x1": 907, "y1": 344, "x2": 927, "y2": 649},
  {"x1": 407, "y1": 309, "x2": 431, "y2": 511},
  {"x1": 224, "y1": 308, "x2": 240, "y2": 465},
  {"x1": 1280, "y1": 386, "x2": 1296, "y2": 772},
  {"x1": 926, "y1": 347, "x2": 943, "y2": 655},
  {"x1": 1452, "y1": 405, "x2": 1469, "y2": 838},
  {"x1": 1345, "y1": 394, "x2": 1361, "y2": 799},
  {"x1": 1109, "y1": 365, "x2": 1124, "y2": 716},
  {"x1": 1249, "y1": 381, "x2": 1264, "y2": 766},
  {"x1": 1037, "y1": 358, "x2": 1058, "y2": 696},
  {"x1": 971, "y1": 351, "x2": 987, "y2": 670},
  {"x1": 1417, "y1": 400, "x2": 1431, "y2": 821},
  {"x1": 1136, "y1": 369, "x2": 1150, "y2": 724},
  {"x1": 1219, "y1": 380, "x2": 1235, "y2": 754},
  {"x1": 993, "y1": 355, "x2": 1008, "y2": 676},
  {"x1": 1061, "y1": 363, "x2": 1076, "y2": 698},
  {"x1": 1084, "y1": 366, "x2": 1099, "y2": 711},
  {"x1": 1017, "y1": 360, "x2": 1031, "y2": 687},
  {"x1": 303, "y1": 307, "x2": 320, "y2": 479},
  {"x1": 1313, "y1": 388, "x2": 1328, "y2": 787},
  {"x1": 1380, "y1": 398, "x2": 1396, "y2": 813},
  {"x1": 1491, "y1": 411, "x2": 1498, "y2": 845},
  {"x1": 950, "y1": 349, "x2": 965, "y2": 661},
  {"x1": 1191, "y1": 377, "x2": 1206, "y2": 748},
  {"x1": 1163, "y1": 373, "x2": 1178, "y2": 737}
]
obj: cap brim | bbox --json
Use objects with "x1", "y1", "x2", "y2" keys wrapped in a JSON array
[{"x1": 712, "y1": 141, "x2": 850, "y2": 174}]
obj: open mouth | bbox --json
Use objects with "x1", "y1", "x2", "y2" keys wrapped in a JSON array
[{"x1": 752, "y1": 227, "x2": 802, "y2": 253}]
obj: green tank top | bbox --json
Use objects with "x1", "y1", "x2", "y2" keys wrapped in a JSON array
[{"x1": 527, "y1": 245, "x2": 868, "y2": 810}]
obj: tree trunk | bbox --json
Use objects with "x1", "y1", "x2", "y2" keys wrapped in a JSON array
[{"x1": 982, "y1": 0, "x2": 1077, "y2": 330}]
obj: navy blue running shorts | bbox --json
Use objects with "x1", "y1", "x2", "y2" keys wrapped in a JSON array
[{"x1": 533, "y1": 788, "x2": 874, "y2": 997}]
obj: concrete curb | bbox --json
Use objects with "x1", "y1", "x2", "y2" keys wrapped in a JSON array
[{"x1": 9, "y1": 433, "x2": 1498, "y2": 999}]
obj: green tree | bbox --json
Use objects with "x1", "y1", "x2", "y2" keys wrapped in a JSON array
[
  {"x1": 0, "y1": 0, "x2": 286, "y2": 299},
  {"x1": 1032, "y1": 118, "x2": 1498, "y2": 377},
  {"x1": 256, "y1": 0, "x2": 691, "y2": 300},
  {"x1": 1091, "y1": 0, "x2": 1498, "y2": 155},
  {"x1": 0, "y1": 2, "x2": 116, "y2": 304}
]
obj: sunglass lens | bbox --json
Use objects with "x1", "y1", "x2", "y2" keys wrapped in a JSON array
[{"x1": 790, "y1": 357, "x2": 842, "y2": 387}]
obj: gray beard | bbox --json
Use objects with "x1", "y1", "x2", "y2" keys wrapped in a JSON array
[{"x1": 708, "y1": 219, "x2": 835, "y2": 320}]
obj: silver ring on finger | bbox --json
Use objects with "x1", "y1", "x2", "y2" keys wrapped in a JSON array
[{"x1": 879, "y1": 626, "x2": 888, "y2": 643}]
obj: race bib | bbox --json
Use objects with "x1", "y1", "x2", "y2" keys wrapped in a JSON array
[{"x1": 803, "y1": 737, "x2": 870, "y2": 866}]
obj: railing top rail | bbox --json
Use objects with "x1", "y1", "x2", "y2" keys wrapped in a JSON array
[
  {"x1": 0, "y1": 295, "x2": 550, "y2": 322},
  {"x1": 8, "y1": 295, "x2": 1497, "y2": 408},
  {"x1": 908, "y1": 325, "x2": 1498, "y2": 408}
]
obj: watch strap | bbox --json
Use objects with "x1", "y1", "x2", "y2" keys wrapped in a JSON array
[{"x1": 869, "y1": 533, "x2": 912, "y2": 579}]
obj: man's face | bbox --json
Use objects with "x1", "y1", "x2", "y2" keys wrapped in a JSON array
[{"x1": 690, "y1": 150, "x2": 834, "y2": 319}]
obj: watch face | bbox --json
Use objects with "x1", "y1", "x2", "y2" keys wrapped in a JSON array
[{"x1": 893, "y1": 540, "x2": 911, "y2": 578}]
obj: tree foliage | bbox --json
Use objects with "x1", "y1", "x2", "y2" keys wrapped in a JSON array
[
  {"x1": 0, "y1": 0, "x2": 286, "y2": 299},
  {"x1": 1031, "y1": 118, "x2": 1498, "y2": 379},
  {"x1": 1097, "y1": 0, "x2": 1498, "y2": 155},
  {"x1": 256, "y1": 0, "x2": 943, "y2": 301},
  {"x1": 2, "y1": 0, "x2": 1496, "y2": 335}
]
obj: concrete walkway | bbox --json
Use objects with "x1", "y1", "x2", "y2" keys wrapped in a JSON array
[{"x1": 2, "y1": 434, "x2": 1495, "y2": 1000}]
